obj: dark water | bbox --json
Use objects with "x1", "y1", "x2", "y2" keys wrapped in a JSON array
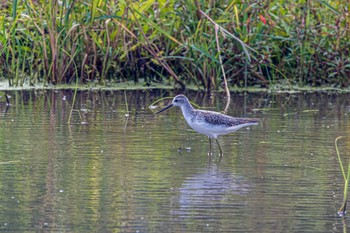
[{"x1": 0, "y1": 90, "x2": 349, "y2": 232}]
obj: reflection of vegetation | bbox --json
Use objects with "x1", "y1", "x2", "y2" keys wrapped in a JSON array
[
  {"x1": 0, "y1": 91, "x2": 9, "y2": 105},
  {"x1": 335, "y1": 136, "x2": 349, "y2": 216},
  {"x1": 0, "y1": 91, "x2": 350, "y2": 231},
  {"x1": 0, "y1": 1, "x2": 349, "y2": 89}
]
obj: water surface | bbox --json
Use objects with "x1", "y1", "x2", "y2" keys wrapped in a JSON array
[{"x1": 0, "y1": 90, "x2": 349, "y2": 232}]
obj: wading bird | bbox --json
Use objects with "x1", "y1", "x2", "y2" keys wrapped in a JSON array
[{"x1": 156, "y1": 94, "x2": 259, "y2": 156}]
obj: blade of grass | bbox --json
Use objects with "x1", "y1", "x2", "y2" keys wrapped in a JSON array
[
  {"x1": 335, "y1": 136, "x2": 346, "y2": 180},
  {"x1": 130, "y1": 8, "x2": 185, "y2": 88},
  {"x1": 132, "y1": 8, "x2": 183, "y2": 46},
  {"x1": 317, "y1": 0, "x2": 339, "y2": 15},
  {"x1": 189, "y1": 45, "x2": 220, "y2": 64},
  {"x1": 214, "y1": 24, "x2": 230, "y2": 104},
  {"x1": 12, "y1": 0, "x2": 18, "y2": 19},
  {"x1": 199, "y1": 10, "x2": 254, "y2": 62},
  {"x1": 335, "y1": 136, "x2": 350, "y2": 216}
]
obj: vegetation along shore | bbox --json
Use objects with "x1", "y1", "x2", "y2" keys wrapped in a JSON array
[{"x1": 0, "y1": 1, "x2": 349, "y2": 91}]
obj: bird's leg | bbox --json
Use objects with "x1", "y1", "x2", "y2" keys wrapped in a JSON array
[
  {"x1": 208, "y1": 138, "x2": 212, "y2": 156},
  {"x1": 215, "y1": 139, "x2": 223, "y2": 157}
]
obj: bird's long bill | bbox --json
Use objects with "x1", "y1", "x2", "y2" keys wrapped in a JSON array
[{"x1": 156, "y1": 103, "x2": 173, "y2": 114}]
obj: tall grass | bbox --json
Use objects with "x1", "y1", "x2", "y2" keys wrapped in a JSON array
[{"x1": 0, "y1": 0, "x2": 349, "y2": 89}]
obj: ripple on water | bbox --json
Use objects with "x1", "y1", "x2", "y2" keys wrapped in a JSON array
[{"x1": 0, "y1": 91, "x2": 349, "y2": 232}]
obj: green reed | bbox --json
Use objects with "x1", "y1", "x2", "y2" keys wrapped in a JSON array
[
  {"x1": 335, "y1": 136, "x2": 350, "y2": 216},
  {"x1": 0, "y1": 0, "x2": 349, "y2": 89}
]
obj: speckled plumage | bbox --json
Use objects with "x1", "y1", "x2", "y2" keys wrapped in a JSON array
[{"x1": 156, "y1": 94, "x2": 259, "y2": 155}]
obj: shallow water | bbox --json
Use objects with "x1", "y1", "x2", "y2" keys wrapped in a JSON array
[{"x1": 0, "y1": 90, "x2": 349, "y2": 232}]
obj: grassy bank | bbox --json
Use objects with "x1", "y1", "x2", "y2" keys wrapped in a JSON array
[{"x1": 0, "y1": 0, "x2": 349, "y2": 90}]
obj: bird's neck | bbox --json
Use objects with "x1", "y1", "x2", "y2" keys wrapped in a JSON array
[{"x1": 180, "y1": 102, "x2": 195, "y2": 118}]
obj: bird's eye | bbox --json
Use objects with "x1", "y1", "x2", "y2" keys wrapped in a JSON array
[{"x1": 174, "y1": 99, "x2": 178, "y2": 102}]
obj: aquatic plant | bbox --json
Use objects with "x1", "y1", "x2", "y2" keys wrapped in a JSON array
[
  {"x1": 335, "y1": 136, "x2": 350, "y2": 216},
  {"x1": 0, "y1": 0, "x2": 349, "y2": 89}
]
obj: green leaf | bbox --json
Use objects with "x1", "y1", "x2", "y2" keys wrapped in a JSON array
[
  {"x1": 317, "y1": 0, "x2": 339, "y2": 15},
  {"x1": 132, "y1": 8, "x2": 183, "y2": 46},
  {"x1": 189, "y1": 45, "x2": 220, "y2": 64}
]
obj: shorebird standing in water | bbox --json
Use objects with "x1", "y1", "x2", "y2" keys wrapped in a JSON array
[{"x1": 156, "y1": 94, "x2": 259, "y2": 156}]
